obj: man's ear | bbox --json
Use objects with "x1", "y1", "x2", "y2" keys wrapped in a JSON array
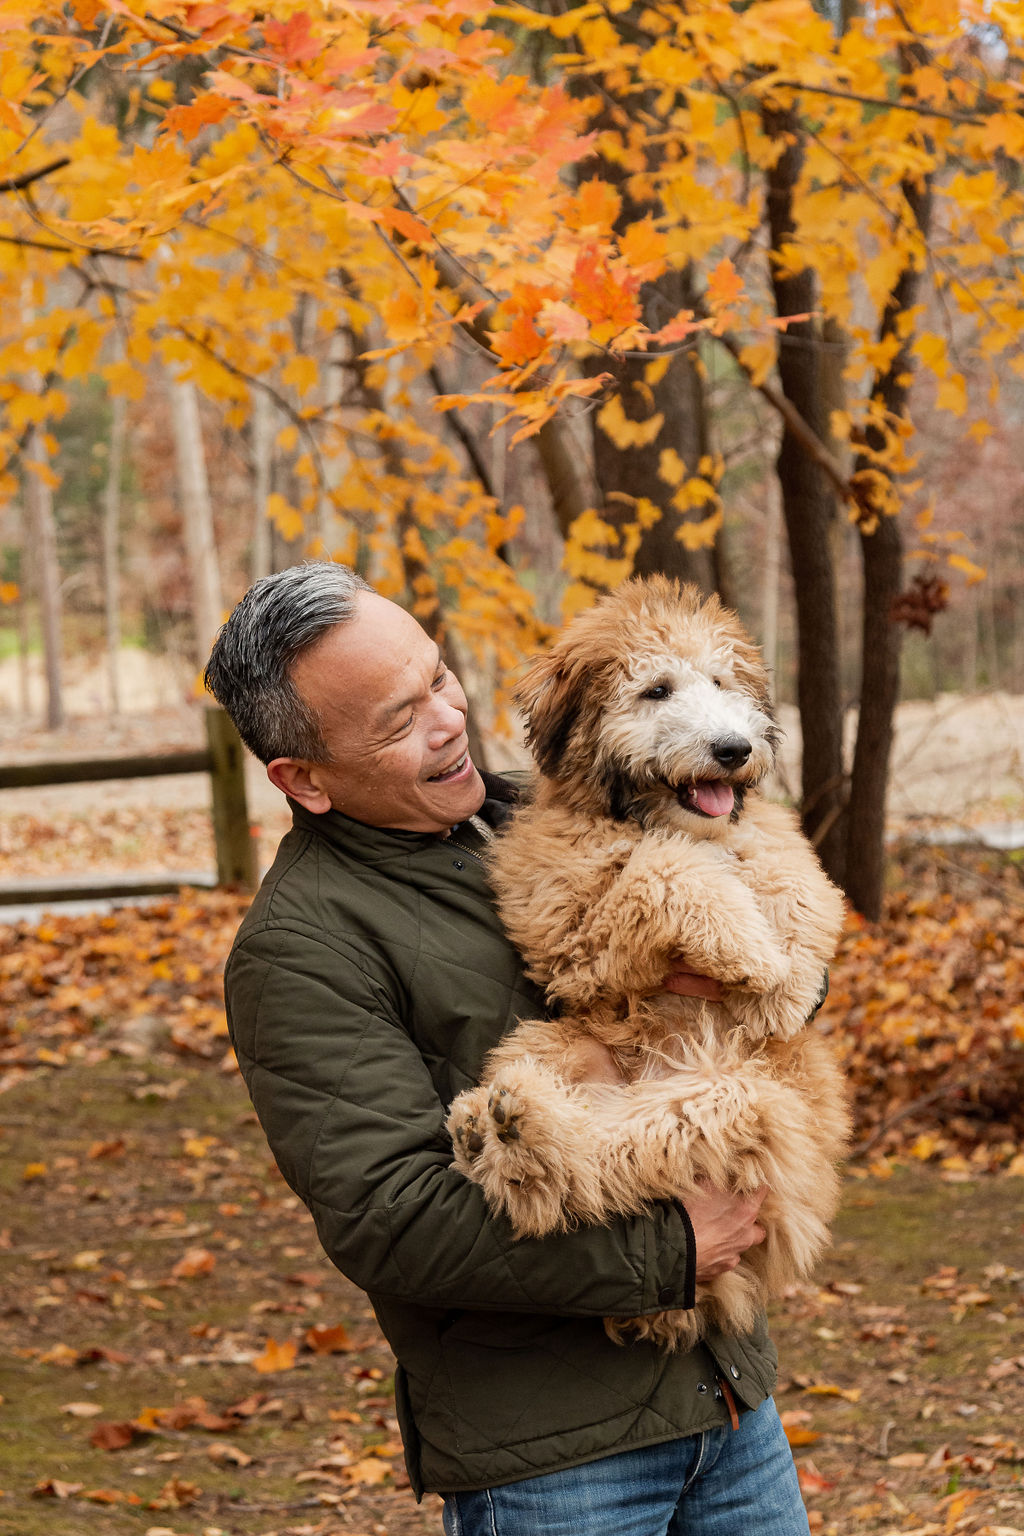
[{"x1": 267, "y1": 758, "x2": 332, "y2": 814}]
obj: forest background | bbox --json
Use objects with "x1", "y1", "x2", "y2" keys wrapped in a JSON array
[{"x1": 1, "y1": 2, "x2": 1023, "y2": 1534}]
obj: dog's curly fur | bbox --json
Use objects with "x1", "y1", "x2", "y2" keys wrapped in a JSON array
[{"x1": 447, "y1": 576, "x2": 850, "y2": 1351}]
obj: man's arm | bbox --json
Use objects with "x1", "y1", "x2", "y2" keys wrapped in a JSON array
[{"x1": 228, "y1": 927, "x2": 698, "y2": 1319}]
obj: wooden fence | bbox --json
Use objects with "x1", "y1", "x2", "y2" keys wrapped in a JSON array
[{"x1": 0, "y1": 708, "x2": 257, "y2": 906}]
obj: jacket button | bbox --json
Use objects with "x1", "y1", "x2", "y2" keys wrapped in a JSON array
[
  {"x1": 696, "y1": 1382, "x2": 708, "y2": 1394},
  {"x1": 452, "y1": 859, "x2": 465, "y2": 870},
  {"x1": 657, "y1": 1287, "x2": 676, "y2": 1305},
  {"x1": 730, "y1": 1365, "x2": 741, "y2": 1379}
]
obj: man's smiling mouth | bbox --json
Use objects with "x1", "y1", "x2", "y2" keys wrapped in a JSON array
[{"x1": 428, "y1": 752, "x2": 469, "y2": 783}]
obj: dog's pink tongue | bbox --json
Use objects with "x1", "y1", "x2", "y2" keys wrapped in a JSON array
[{"x1": 693, "y1": 781, "x2": 735, "y2": 817}]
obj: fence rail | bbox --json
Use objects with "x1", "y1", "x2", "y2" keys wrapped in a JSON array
[{"x1": 0, "y1": 708, "x2": 257, "y2": 906}]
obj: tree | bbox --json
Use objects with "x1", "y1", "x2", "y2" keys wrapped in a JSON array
[{"x1": 1, "y1": 0, "x2": 1020, "y2": 913}]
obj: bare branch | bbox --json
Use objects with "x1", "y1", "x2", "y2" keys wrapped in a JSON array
[
  {"x1": 0, "y1": 156, "x2": 70, "y2": 193},
  {"x1": 710, "y1": 329, "x2": 855, "y2": 505}
]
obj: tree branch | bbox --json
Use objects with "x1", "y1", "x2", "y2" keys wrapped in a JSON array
[
  {"x1": 0, "y1": 156, "x2": 70, "y2": 193},
  {"x1": 710, "y1": 329, "x2": 855, "y2": 506}
]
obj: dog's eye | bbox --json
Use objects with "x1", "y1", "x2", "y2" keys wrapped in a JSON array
[
  {"x1": 712, "y1": 678, "x2": 722, "y2": 689},
  {"x1": 641, "y1": 683, "x2": 672, "y2": 701}
]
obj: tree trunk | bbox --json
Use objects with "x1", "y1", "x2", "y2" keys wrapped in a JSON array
[
  {"x1": 250, "y1": 383, "x2": 273, "y2": 583},
  {"x1": 587, "y1": 282, "x2": 717, "y2": 593},
  {"x1": 763, "y1": 105, "x2": 846, "y2": 884},
  {"x1": 168, "y1": 374, "x2": 224, "y2": 664},
  {"x1": 24, "y1": 428, "x2": 64, "y2": 730},
  {"x1": 102, "y1": 391, "x2": 126, "y2": 715},
  {"x1": 844, "y1": 159, "x2": 934, "y2": 919},
  {"x1": 574, "y1": 85, "x2": 717, "y2": 593}
]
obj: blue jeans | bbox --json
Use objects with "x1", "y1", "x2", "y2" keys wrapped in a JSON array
[{"x1": 441, "y1": 1397, "x2": 809, "y2": 1536}]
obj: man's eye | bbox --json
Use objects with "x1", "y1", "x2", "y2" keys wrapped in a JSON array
[{"x1": 433, "y1": 669, "x2": 447, "y2": 690}]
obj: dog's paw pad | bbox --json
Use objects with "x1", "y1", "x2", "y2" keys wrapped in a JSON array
[
  {"x1": 487, "y1": 1086, "x2": 523, "y2": 1143},
  {"x1": 453, "y1": 1113, "x2": 485, "y2": 1160}
]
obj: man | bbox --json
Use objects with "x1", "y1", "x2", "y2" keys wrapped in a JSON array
[{"x1": 205, "y1": 561, "x2": 811, "y2": 1536}]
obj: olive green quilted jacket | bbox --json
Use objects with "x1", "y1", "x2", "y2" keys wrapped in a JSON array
[{"x1": 224, "y1": 775, "x2": 777, "y2": 1496}]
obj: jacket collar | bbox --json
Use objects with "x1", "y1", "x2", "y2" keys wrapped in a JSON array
[{"x1": 287, "y1": 770, "x2": 523, "y2": 863}]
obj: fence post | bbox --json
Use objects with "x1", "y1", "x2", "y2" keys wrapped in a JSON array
[{"x1": 205, "y1": 707, "x2": 258, "y2": 891}]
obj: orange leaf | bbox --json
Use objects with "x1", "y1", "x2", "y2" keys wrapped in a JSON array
[
  {"x1": 705, "y1": 257, "x2": 744, "y2": 312},
  {"x1": 304, "y1": 1323, "x2": 356, "y2": 1355},
  {"x1": 172, "y1": 1248, "x2": 216, "y2": 1279},
  {"x1": 253, "y1": 1337, "x2": 298, "y2": 1374},
  {"x1": 342, "y1": 1456, "x2": 393, "y2": 1485},
  {"x1": 797, "y1": 1460, "x2": 835, "y2": 1494}
]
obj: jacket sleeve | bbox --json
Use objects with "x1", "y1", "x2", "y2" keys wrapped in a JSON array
[{"x1": 227, "y1": 924, "x2": 696, "y2": 1319}]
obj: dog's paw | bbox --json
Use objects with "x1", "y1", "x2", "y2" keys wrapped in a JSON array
[
  {"x1": 487, "y1": 1084, "x2": 525, "y2": 1144},
  {"x1": 447, "y1": 1087, "x2": 490, "y2": 1172}
]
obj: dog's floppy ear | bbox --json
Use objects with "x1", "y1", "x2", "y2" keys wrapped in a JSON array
[
  {"x1": 516, "y1": 651, "x2": 590, "y2": 779},
  {"x1": 723, "y1": 619, "x2": 774, "y2": 713}
]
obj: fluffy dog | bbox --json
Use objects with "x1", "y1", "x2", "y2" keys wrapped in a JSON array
[{"x1": 447, "y1": 576, "x2": 849, "y2": 1350}]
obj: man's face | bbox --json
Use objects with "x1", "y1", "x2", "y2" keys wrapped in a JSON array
[{"x1": 281, "y1": 593, "x2": 486, "y2": 835}]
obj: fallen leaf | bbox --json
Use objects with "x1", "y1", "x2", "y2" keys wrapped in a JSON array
[
  {"x1": 38, "y1": 1343, "x2": 80, "y2": 1367},
  {"x1": 90, "y1": 1421, "x2": 142, "y2": 1451},
  {"x1": 171, "y1": 1247, "x2": 216, "y2": 1279},
  {"x1": 80, "y1": 1487, "x2": 143, "y2": 1505},
  {"x1": 304, "y1": 1323, "x2": 355, "y2": 1355},
  {"x1": 253, "y1": 1337, "x2": 298, "y2": 1374},
  {"x1": 207, "y1": 1441, "x2": 254, "y2": 1466},
  {"x1": 803, "y1": 1384, "x2": 862, "y2": 1403},
  {"x1": 60, "y1": 1401, "x2": 104, "y2": 1417},
  {"x1": 797, "y1": 1460, "x2": 836, "y2": 1494},
  {"x1": 31, "y1": 1479, "x2": 83, "y2": 1498},
  {"x1": 888, "y1": 1451, "x2": 928, "y2": 1467},
  {"x1": 146, "y1": 1477, "x2": 202, "y2": 1510},
  {"x1": 342, "y1": 1457, "x2": 392, "y2": 1485}
]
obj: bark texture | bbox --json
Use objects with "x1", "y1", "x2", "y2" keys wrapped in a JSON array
[{"x1": 763, "y1": 105, "x2": 846, "y2": 885}]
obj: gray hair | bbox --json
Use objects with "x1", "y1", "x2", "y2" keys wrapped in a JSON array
[{"x1": 204, "y1": 562, "x2": 374, "y2": 763}]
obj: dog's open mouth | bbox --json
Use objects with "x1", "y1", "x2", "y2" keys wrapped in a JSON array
[{"x1": 677, "y1": 780, "x2": 735, "y2": 818}]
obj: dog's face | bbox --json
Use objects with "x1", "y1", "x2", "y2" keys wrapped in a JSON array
[{"x1": 518, "y1": 577, "x2": 781, "y2": 838}]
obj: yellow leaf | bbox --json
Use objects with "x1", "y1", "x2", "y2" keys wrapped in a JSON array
[
  {"x1": 596, "y1": 394, "x2": 663, "y2": 449},
  {"x1": 738, "y1": 338, "x2": 776, "y2": 387},
  {"x1": 266, "y1": 492, "x2": 305, "y2": 543},
  {"x1": 675, "y1": 509, "x2": 722, "y2": 551},
  {"x1": 804, "y1": 1383, "x2": 862, "y2": 1402},
  {"x1": 947, "y1": 552, "x2": 986, "y2": 586},
  {"x1": 280, "y1": 356, "x2": 319, "y2": 395},
  {"x1": 935, "y1": 375, "x2": 967, "y2": 416},
  {"x1": 644, "y1": 355, "x2": 671, "y2": 387},
  {"x1": 23, "y1": 1162, "x2": 48, "y2": 1181},
  {"x1": 0, "y1": 582, "x2": 18, "y2": 604},
  {"x1": 658, "y1": 448, "x2": 686, "y2": 487}
]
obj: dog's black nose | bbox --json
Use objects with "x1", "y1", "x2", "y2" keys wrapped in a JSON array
[{"x1": 711, "y1": 736, "x2": 752, "y2": 768}]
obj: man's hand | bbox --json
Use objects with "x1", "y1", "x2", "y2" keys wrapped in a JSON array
[
  {"x1": 662, "y1": 962, "x2": 723, "y2": 1001},
  {"x1": 683, "y1": 1182, "x2": 768, "y2": 1281}
]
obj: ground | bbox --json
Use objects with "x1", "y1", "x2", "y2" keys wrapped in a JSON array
[{"x1": 0, "y1": 1053, "x2": 1021, "y2": 1536}]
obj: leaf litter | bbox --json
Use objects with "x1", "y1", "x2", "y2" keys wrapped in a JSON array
[{"x1": 0, "y1": 835, "x2": 1022, "y2": 1533}]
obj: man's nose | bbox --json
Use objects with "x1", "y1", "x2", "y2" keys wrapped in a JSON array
[{"x1": 428, "y1": 694, "x2": 467, "y2": 746}]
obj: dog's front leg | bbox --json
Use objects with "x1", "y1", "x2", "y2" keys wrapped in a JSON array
[
  {"x1": 548, "y1": 841, "x2": 791, "y2": 1009},
  {"x1": 447, "y1": 1039, "x2": 623, "y2": 1238}
]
